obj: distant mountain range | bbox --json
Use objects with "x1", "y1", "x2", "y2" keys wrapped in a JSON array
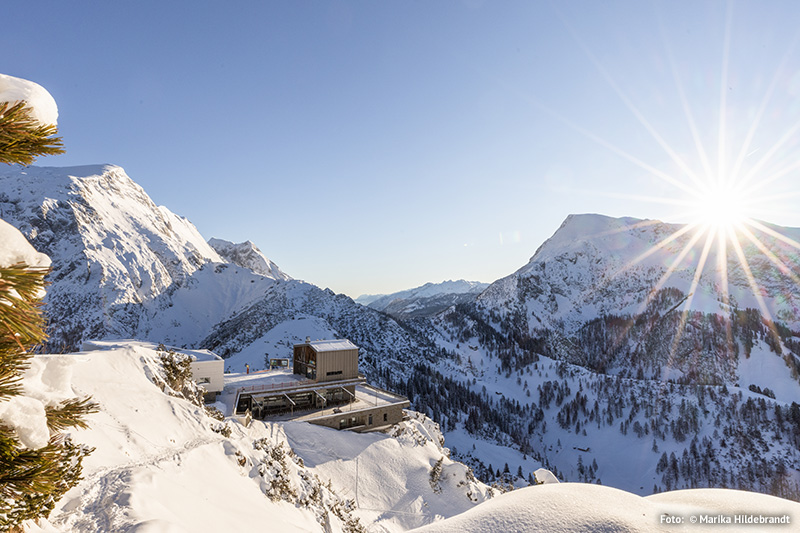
[{"x1": 356, "y1": 279, "x2": 489, "y2": 319}]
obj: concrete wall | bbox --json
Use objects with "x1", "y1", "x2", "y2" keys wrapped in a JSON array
[{"x1": 309, "y1": 403, "x2": 408, "y2": 432}]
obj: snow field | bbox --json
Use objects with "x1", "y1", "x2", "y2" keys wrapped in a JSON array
[{"x1": 413, "y1": 482, "x2": 800, "y2": 532}]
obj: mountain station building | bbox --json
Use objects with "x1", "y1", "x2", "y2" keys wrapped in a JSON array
[{"x1": 232, "y1": 338, "x2": 409, "y2": 432}]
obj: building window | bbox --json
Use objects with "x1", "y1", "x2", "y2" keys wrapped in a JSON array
[
  {"x1": 383, "y1": 413, "x2": 388, "y2": 422},
  {"x1": 197, "y1": 377, "x2": 211, "y2": 385},
  {"x1": 368, "y1": 414, "x2": 373, "y2": 425},
  {"x1": 326, "y1": 370, "x2": 343, "y2": 376}
]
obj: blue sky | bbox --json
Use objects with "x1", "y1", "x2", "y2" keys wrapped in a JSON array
[{"x1": 4, "y1": 1, "x2": 800, "y2": 297}]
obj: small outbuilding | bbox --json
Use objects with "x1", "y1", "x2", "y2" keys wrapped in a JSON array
[
  {"x1": 269, "y1": 357, "x2": 290, "y2": 370},
  {"x1": 186, "y1": 349, "x2": 224, "y2": 401}
]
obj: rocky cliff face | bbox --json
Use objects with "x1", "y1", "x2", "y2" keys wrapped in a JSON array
[{"x1": 208, "y1": 237, "x2": 290, "y2": 281}]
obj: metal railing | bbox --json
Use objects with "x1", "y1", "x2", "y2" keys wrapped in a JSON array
[
  {"x1": 235, "y1": 373, "x2": 367, "y2": 395},
  {"x1": 236, "y1": 377, "x2": 312, "y2": 394}
]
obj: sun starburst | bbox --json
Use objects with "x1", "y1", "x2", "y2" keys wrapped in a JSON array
[{"x1": 547, "y1": 3, "x2": 800, "y2": 385}]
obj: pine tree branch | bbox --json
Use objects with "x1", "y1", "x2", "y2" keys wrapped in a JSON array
[
  {"x1": 0, "y1": 264, "x2": 49, "y2": 347},
  {"x1": 0, "y1": 101, "x2": 64, "y2": 165},
  {"x1": 46, "y1": 397, "x2": 99, "y2": 432}
]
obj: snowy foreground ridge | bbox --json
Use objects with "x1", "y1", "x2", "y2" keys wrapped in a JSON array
[{"x1": 20, "y1": 339, "x2": 800, "y2": 532}]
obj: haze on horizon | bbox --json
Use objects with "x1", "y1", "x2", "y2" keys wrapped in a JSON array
[{"x1": 4, "y1": 0, "x2": 800, "y2": 298}]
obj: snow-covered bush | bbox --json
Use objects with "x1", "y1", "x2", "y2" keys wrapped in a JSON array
[
  {"x1": 151, "y1": 344, "x2": 203, "y2": 407},
  {"x1": 430, "y1": 456, "x2": 444, "y2": 493},
  {"x1": 250, "y1": 437, "x2": 366, "y2": 533}
]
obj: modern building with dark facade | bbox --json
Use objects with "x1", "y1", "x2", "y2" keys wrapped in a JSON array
[{"x1": 234, "y1": 338, "x2": 409, "y2": 432}]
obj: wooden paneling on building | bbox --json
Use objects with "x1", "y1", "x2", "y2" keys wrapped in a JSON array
[{"x1": 293, "y1": 339, "x2": 359, "y2": 382}]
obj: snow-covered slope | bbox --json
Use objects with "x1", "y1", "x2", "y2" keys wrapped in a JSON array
[
  {"x1": 357, "y1": 280, "x2": 489, "y2": 320},
  {"x1": 199, "y1": 279, "x2": 437, "y2": 376},
  {"x1": 23, "y1": 341, "x2": 799, "y2": 533},
  {"x1": 208, "y1": 237, "x2": 290, "y2": 281},
  {"x1": 413, "y1": 483, "x2": 800, "y2": 533},
  {"x1": 26, "y1": 341, "x2": 493, "y2": 533}
]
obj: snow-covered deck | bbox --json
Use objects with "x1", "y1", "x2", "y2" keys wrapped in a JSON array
[
  {"x1": 217, "y1": 367, "x2": 409, "y2": 431},
  {"x1": 271, "y1": 383, "x2": 409, "y2": 425},
  {"x1": 225, "y1": 367, "x2": 310, "y2": 393},
  {"x1": 219, "y1": 368, "x2": 368, "y2": 415}
]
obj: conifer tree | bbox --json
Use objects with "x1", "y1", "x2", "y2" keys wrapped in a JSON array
[{"x1": 0, "y1": 85, "x2": 96, "y2": 532}]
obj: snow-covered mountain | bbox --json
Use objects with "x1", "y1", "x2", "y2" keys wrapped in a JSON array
[
  {"x1": 413, "y1": 213, "x2": 800, "y2": 500},
  {"x1": 356, "y1": 280, "x2": 489, "y2": 320},
  {"x1": 0, "y1": 164, "x2": 239, "y2": 348},
  {"x1": 479, "y1": 213, "x2": 800, "y2": 334},
  {"x1": 0, "y1": 164, "x2": 437, "y2": 376},
  {"x1": 5, "y1": 162, "x2": 800, "y2": 510},
  {"x1": 466, "y1": 213, "x2": 800, "y2": 383},
  {"x1": 208, "y1": 237, "x2": 290, "y2": 281}
]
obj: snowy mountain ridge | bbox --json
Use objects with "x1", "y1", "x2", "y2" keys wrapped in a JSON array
[
  {"x1": 0, "y1": 163, "x2": 439, "y2": 378},
  {"x1": 480, "y1": 213, "x2": 800, "y2": 335},
  {"x1": 0, "y1": 164, "x2": 295, "y2": 350},
  {"x1": 357, "y1": 280, "x2": 489, "y2": 320},
  {"x1": 357, "y1": 280, "x2": 488, "y2": 305},
  {"x1": 208, "y1": 237, "x2": 290, "y2": 281}
]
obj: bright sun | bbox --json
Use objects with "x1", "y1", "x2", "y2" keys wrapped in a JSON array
[{"x1": 690, "y1": 181, "x2": 750, "y2": 232}]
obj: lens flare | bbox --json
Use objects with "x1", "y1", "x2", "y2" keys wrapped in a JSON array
[{"x1": 689, "y1": 181, "x2": 750, "y2": 232}]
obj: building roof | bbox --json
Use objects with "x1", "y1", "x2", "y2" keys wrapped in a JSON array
[
  {"x1": 297, "y1": 339, "x2": 359, "y2": 353},
  {"x1": 185, "y1": 348, "x2": 223, "y2": 363}
]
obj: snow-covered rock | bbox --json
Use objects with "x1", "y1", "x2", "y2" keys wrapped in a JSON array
[
  {"x1": 0, "y1": 219, "x2": 50, "y2": 269},
  {"x1": 0, "y1": 73, "x2": 58, "y2": 126}
]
